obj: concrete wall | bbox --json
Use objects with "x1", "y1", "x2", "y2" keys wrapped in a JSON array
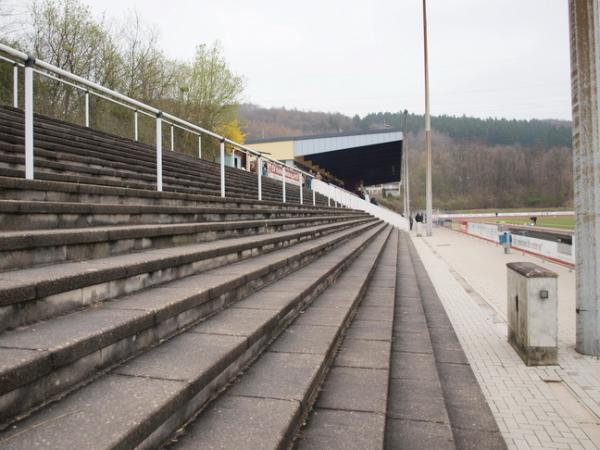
[{"x1": 246, "y1": 141, "x2": 294, "y2": 161}]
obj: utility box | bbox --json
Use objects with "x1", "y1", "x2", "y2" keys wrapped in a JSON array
[{"x1": 507, "y1": 262, "x2": 558, "y2": 366}]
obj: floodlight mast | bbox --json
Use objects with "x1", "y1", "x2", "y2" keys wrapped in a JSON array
[{"x1": 423, "y1": 0, "x2": 433, "y2": 236}]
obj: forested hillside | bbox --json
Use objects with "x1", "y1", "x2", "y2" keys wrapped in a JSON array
[
  {"x1": 240, "y1": 105, "x2": 571, "y2": 150},
  {"x1": 240, "y1": 105, "x2": 573, "y2": 210}
]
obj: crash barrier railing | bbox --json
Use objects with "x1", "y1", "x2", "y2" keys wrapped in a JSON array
[
  {"x1": 452, "y1": 220, "x2": 575, "y2": 268},
  {"x1": 438, "y1": 211, "x2": 574, "y2": 219},
  {"x1": 0, "y1": 44, "x2": 322, "y2": 206},
  {"x1": 313, "y1": 180, "x2": 408, "y2": 230}
]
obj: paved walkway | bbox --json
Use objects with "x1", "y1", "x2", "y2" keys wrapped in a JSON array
[{"x1": 410, "y1": 226, "x2": 600, "y2": 450}]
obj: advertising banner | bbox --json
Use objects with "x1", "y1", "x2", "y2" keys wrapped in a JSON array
[
  {"x1": 459, "y1": 221, "x2": 575, "y2": 267},
  {"x1": 265, "y1": 162, "x2": 300, "y2": 185}
]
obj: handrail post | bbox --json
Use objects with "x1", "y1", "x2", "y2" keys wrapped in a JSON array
[
  {"x1": 24, "y1": 56, "x2": 34, "y2": 180},
  {"x1": 282, "y1": 165, "x2": 286, "y2": 203},
  {"x1": 156, "y1": 112, "x2": 163, "y2": 191},
  {"x1": 170, "y1": 125, "x2": 174, "y2": 151},
  {"x1": 134, "y1": 110, "x2": 138, "y2": 141},
  {"x1": 198, "y1": 135, "x2": 202, "y2": 159},
  {"x1": 257, "y1": 156, "x2": 262, "y2": 201},
  {"x1": 299, "y1": 173, "x2": 303, "y2": 205},
  {"x1": 13, "y1": 63, "x2": 18, "y2": 108},
  {"x1": 220, "y1": 138, "x2": 225, "y2": 197},
  {"x1": 312, "y1": 179, "x2": 316, "y2": 206},
  {"x1": 84, "y1": 90, "x2": 90, "y2": 127}
]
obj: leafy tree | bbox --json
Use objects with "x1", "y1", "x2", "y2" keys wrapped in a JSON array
[
  {"x1": 25, "y1": 0, "x2": 120, "y2": 120},
  {"x1": 0, "y1": 0, "x2": 246, "y2": 160}
]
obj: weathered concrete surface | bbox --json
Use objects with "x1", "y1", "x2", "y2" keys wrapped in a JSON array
[
  {"x1": 569, "y1": 0, "x2": 600, "y2": 356},
  {"x1": 316, "y1": 366, "x2": 389, "y2": 413},
  {"x1": 270, "y1": 324, "x2": 339, "y2": 355},
  {"x1": 228, "y1": 351, "x2": 323, "y2": 405},
  {"x1": 298, "y1": 409, "x2": 385, "y2": 450},
  {"x1": 297, "y1": 230, "x2": 398, "y2": 449},
  {"x1": 386, "y1": 234, "x2": 453, "y2": 449},
  {"x1": 174, "y1": 395, "x2": 299, "y2": 450},
  {"x1": 406, "y1": 235, "x2": 507, "y2": 449},
  {"x1": 0, "y1": 374, "x2": 185, "y2": 450},
  {"x1": 334, "y1": 338, "x2": 391, "y2": 369},
  {"x1": 168, "y1": 228, "x2": 391, "y2": 450},
  {"x1": 386, "y1": 419, "x2": 455, "y2": 450}
]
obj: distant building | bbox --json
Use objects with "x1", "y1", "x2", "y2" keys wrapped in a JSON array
[
  {"x1": 246, "y1": 129, "x2": 403, "y2": 190},
  {"x1": 365, "y1": 183, "x2": 401, "y2": 198}
]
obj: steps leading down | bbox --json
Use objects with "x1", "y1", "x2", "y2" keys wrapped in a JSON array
[
  {"x1": 292, "y1": 231, "x2": 507, "y2": 450},
  {"x1": 0, "y1": 104, "x2": 506, "y2": 450},
  {"x1": 0, "y1": 214, "x2": 387, "y2": 448},
  {"x1": 162, "y1": 225, "x2": 392, "y2": 449},
  {"x1": 0, "y1": 105, "x2": 378, "y2": 443},
  {"x1": 0, "y1": 106, "x2": 326, "y2": 205}
]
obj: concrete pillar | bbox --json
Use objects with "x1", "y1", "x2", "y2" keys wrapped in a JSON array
[{"x1": 569, "y1": 0, "x2": 600, "y2": 356}]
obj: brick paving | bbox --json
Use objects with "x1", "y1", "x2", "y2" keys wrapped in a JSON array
[{"x1": 410, "y1": 227, "x2": 600, "y2": 450}]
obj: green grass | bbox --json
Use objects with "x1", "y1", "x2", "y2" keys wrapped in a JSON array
[
  {"x1": 450, "y1": 207, "x2": 573, "y2": 214},
  {"x1": 476, "y1": 216, "x2": 575, "y2": 230}
]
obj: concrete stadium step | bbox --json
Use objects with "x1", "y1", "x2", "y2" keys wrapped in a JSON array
[
  {"x1": 0, "y1": 218, "x2": 377, "y2": 332},
  {"x1": 406, "y1": 237, "x2": 507, "y2": 450},
  {"x1": 295, "y1": 229, "x2": 399, "y2": 450},
  {"x1": 0, "y1": 145, "x2": 304, "y2": 204},
  {"x1": 0, "y1": 155, "x2": 301, "y2": 205},
  {"x1": 0, "y1": 176, "x2": 331, "y2": 212},
  {"x1": 0, "y1": 106, "x2": 290, "y2": 198},
  {"x1": 0, "y1": 214, "x2": 362, "y2": 271},
  {"x1": 0, "y1": 224, "x2": 387, "y2": 448},
  {"x1": 0, "y1": 107, "x2": 323, "y2": 205},
  {"x1": 168, "y1": 228, "x2": 392, "y2": 450},
  {"x1": 0, "y1": 221, "x2": 382, "y2": 426},
  {"x1": 0, "y1": 198, "x2": 363, "y2": 231},
  {"x1": 0, "y1": 107, "x2": 276, "y2": 193},
  {"x1": 384, "y1": 233, "x2": 455, "y2": 449}
]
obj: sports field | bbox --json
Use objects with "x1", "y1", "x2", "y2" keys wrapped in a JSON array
[{"x1": 478, "y1": 215, "x2": 575, "y2": 230}]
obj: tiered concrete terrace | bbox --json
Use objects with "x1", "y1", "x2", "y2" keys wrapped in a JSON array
[{"x1": 0, "y1": 106, "x2": 504, "y2": 449}]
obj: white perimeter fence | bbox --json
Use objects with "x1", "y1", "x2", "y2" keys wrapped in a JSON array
[{"x1": 451, "y1": 220, "x2": 575, "y2": 268}]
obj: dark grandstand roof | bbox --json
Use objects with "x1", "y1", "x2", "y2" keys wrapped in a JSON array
[{"x1": 246, "y1": 127, "x2": 402, "y2": 145}]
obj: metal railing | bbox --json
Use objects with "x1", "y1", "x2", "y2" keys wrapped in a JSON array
[
  {"x1": 0, "y1": 44, "x2": 312, "y2": 202},
  {"x1": 313, "y1": 180, "x2": 408, "y2": 230},
  {"x1": 0, "y1": 43, "x2": 409, "y2": 229}
]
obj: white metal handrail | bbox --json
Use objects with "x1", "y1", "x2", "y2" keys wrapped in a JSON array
[
  {"x1": 312, "y1": 180, "x2": 409, "y2": 230},
  {"x1": 0, "y1": 42, "x2": 406, "y2": 224},
  {"x1": 0, "y1": 43, "x2": 317, "y2": 197}
]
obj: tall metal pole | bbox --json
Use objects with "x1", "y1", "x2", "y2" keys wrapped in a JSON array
[
  {"x1": 423, "y1": 0, "x2": 433, "y2": 236},
  {"x1": 406, "y1": 145, "x2": 411, "y2": 220},
  {"x1": 569, "y1": 0, "x2": 600, "y2": 356},
  {"x1": 257, "y1": 156, "x2": 262, "y2": 201},
  {"x1": 220, "y1": 139, "x2": 225, "y2": 197},
  {"x1": 13, "y1": 63, "x2": 18, "y2": 108},
  {"x1": 84, "y1": 91, "x2": 90, "y2": 127},
  {"x1": 282, "y1": 166, "x2": 286, "y2": 203},
  {"x1": 402, "y1": 110, "x2": 408, "y2": 217},
  {"x1": 155, "y1": 112, "x2": 163, "y2": 191},
  {"x1": 24, "y1": 58, "x2": 34, "y2": 180}
]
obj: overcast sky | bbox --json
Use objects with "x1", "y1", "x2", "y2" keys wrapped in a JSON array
[{"x1": 72, "y1": 1, "x2": 572, "y2": 120}]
